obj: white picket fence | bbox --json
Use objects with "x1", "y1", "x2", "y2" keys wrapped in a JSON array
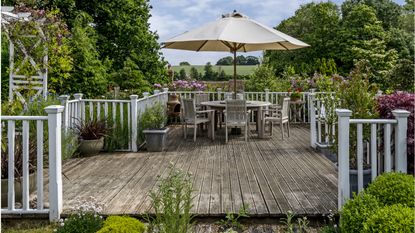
[
  {"x1": 336, "y1": 109, "x2": 410, "y2": 209},
  {"x1": 59, "y1": 91, "x2": 169, "y2": 152},
  {"x1": 1, "y1": 105, "x2": 64, "y2": 221},
  {"x1": 171, "y1": 89, "x2": 314, "y2": 123}
]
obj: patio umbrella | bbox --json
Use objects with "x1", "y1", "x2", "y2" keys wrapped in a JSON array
[{"x1": 162, "y1": 11, "x2": 310, "y2": 95}]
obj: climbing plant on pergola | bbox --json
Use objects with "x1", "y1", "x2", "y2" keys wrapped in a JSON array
[{"x1": 2, "y1": 6, "x2": 67, "y2": 104}]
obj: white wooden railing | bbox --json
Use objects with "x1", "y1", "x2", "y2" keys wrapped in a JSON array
[
  {"x1": 309, "y1": 93, "x2": 338, "y2": 149},
  {"x1": 1, "y1": 105, "x2": 64, "y2": 221},
  {"x1": 336, "y1": 109, "x2": 410, "y2": 209},
  {"x1": 171, "y1": 89, "x2": 315, "y2": 123},
  {"x1": 59, "y1": 91, "x2": 168, "y2": 152}
]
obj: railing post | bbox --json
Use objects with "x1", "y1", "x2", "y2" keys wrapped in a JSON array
[
  {"x1": 162, "y1": 88, "x2": 169, "y2": 93},
  {"x1": 143, "y1": 92, "x2": 150, "y2": 98},
  {"x1": 58, "y1": 95, "x2": 69, "y2": 130},
  {"x1": 309, "y1": 93, "x2": 317, "y2": 148},
  {"x1": 44, "y1": 105, "x2": 64, "y2": 222},
  {"x1": 74, "y1": 93, "x2": 83, "y2": 121},
  {"x1": 154, "y1": 89, "x2": 160, "y2": 95},
  {"x1": 392, "y1": 109, "x2": 410, "y2": 173},
  {"x1": 264, "y1": 88, "x2": 269, "y2": 103},
  {"x1": 336, "y1": 109, "x2": 352, "y2": 209},
  {"x1": 130, "y1": 95, "x2": 138, "y2": 152},
  {"x1": 217, "y1": 88, "x2": 222, "y2": 100}
]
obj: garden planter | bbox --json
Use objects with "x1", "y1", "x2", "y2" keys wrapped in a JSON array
[
  {"x1": 1, "y1": 172, "x2": 37, "y2": 207},
  {"x1": 349, "y1": 168, "x2": 371, "y2": 196},
  {"x1": 319, "y1": 146, "x2": 337, "y2": 163},
  {"x1": 143, "y1": 128, "x2": 169, "y2": 152},
  {"x1": 79, "y1": 137, "x2": 104, "y2": 156}
]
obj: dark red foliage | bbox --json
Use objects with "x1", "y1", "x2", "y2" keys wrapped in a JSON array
[{"x1": 376, "y1": 92, "x2": 415, "y2": 174}]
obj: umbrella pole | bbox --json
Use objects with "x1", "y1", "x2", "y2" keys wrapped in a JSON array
[{"x1": 233, "y1": 49, "x2": 236, "y2": 99}]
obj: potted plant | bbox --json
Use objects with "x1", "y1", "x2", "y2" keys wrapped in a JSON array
[
  {"x1": 141, "y1": 102, "x2": 169, "y2": 152},
  {"x1": 1, "y1": 136, "x2": 37, "y2": 207},
  {"x1": 290, "y1": 90, "x2": 302, "y2": 102},
  {"x1": 75, "y1": 118, "x2": 109, "y2": 156}
]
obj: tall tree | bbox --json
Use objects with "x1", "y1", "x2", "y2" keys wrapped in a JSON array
[
  {"x1": 236, "y1": 55, "x2": 247, "y2": 65},
  {"x1": 246, "y1": 56, "x2": 260, "y2": 65},
  {"x1": 203, "y1": 62, "x2": 216, "y2": 80},
  {"x1": 76, "y1": 0, "x2": 168, "y2": 91},
  {"x1": 341, "y1": 0, "x2": 402, "y2": 30},
  {"x1": 338, "y1": 4, "x2": 398, "y2": 85},
  {"x1": 68, "y1": 12, "x2": 109, "y2": 97},
  {"x1": 265, "y1": 2, "x2": 341, "y2": 74},
  {"x1": 216, "y1": 56, "x2": 233, "y2": 65},
  {"x1": 189, "y1": 67, "x2": 200, "y2": 80}
]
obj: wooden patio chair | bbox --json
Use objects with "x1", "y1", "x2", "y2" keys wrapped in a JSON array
[
  {"x1": 194, "y1": 93, "x2": 209, "y2": 110},
  {"x1": 224, "y1": 99, "x2": 250, "y2": 143},
  {"x1": 262, "y1": 97, "x2": 290, "y2": 139},
  {"x1": 181, "y1": 98, "x2": 215, "y2": 142}
]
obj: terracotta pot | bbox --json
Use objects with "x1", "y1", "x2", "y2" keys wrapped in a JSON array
[
  {"x1": 1, "y1": 172, "x2": 37, "y2": 207},
  {"x1": 79, "y1": 137, "x2": 104, "y2": 156}
]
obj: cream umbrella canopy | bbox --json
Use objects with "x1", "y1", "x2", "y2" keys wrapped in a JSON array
[{"x1": 162, "y1": 11, "x2": 310, "y2": 94}]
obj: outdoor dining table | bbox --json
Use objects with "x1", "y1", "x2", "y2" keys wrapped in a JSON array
[{"x1": 201, "y1": 100, "x2": 272, "y2": 139}]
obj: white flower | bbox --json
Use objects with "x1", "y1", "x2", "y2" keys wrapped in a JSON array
[{"x1": 60, "y1": 222, "x2": 64, "y2": 227}]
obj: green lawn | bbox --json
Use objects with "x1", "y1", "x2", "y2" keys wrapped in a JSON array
[{"x1": 172, "y1": 65, "x2": 258, "y2": 76}]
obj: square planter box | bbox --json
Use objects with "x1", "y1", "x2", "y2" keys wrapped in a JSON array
[{"x1": 143, "y1": 128, "x2": 169, "y2": 152}]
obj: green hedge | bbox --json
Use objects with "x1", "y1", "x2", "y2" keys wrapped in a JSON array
[
  {"x1": 363, "y1": 204, "x2": 415, "y2": 233},
  {"x1": 96, "y1": 216, "x2": 145, "y2": 233},
  {"x1": 365, "y1": 172, "x2": 415, "y2": 207},
  {"x1": 340, "y1": 193, "x2": 380, "y2": 233}
]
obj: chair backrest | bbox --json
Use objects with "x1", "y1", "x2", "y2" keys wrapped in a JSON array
[
  {"x1": 224, "y1": 92, "x2": 233, "y2": 100},
  {"x1": 281, "y1": 98, "x2": 290, "y2": 119},
  {"x1": 182, "y1": 98, "x2": 196, "y2": 121},
  {"x1": 226, "y1": 100, "x2": 247, "y2": 123},
  {"x1": 195, "y1": 93, "x2": 209, "y2": 105}
]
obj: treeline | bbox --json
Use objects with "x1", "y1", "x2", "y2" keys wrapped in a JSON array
[
  {"x1": 1, "y1": 0, "x2": 167, "y2": 99},
  {"x1": 264, "y1": 0, "x2": 414, "y2": 92},
  {"x1": 216, "y1": 55, "x2": 260, "y2": 65},
  {"x1": 175, "y1": 62, "x2": 250, "y2": 81}
]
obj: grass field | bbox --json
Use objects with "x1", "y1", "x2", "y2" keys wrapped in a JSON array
[{"x1": 172, "y1": 65, "x2": 258, "y2": 76}]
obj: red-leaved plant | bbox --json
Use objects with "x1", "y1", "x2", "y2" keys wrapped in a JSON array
[{"x1": 376, "y1": 92, "x2": 414, "y2": 174}]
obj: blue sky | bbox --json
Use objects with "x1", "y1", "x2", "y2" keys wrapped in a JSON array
[{"x1": 149, "y1": 0, "x2": 405, "y2": 65}]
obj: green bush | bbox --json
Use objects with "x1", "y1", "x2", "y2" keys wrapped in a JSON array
[
  {"x1": 365, "y1": 172, "x2": 415, "y2": 207},
  {"x1": 363, "y1": 204, "x2": 415, "y2": 233},
  {"x1": 56, "y1": 213, "x2": 103, "y2": 233},
  {"x1": 97, "y1": 216, "x2": 146, "y2": 233},
  {"x1": 340, "y1": 193, "x2": 380, "y2": 233}
]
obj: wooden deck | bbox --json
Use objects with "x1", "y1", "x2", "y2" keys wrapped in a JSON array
[{"x1": 61, "y1": 124, "x2": 338, "y2": 217}]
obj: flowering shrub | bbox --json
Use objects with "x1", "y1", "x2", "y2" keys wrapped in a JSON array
[
  {"x1": 376, "y1": 92, "x2": 414, "y2": 173},
  {"x1": 55, "y1": 197, "x2": 104, "y2": 233},
  {"x1": 170, "y1": 79, "x2": 206, "y2": 91}
]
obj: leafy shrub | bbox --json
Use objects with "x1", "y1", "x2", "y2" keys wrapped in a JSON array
[
  {"x1": 340, "y1": 193, "x2": 380, "y2": 233},
  {"x1": 147, "y1": 165, "x2": 194, "y2": 233},
  {"x1": 365, "y1": 172, "x2": 415, "y2": 207},
  {"x1": 362, "y1": 204, "x2": 415, "y2": 233},
  {"x1": 245, "y1": 64, "x2": 291, "y2": 92},
  {"x1": 97, "y1": 216, "x2": 145, "y2": 233},
  {"x1": 376, "y1": 92, "x2": 414, "y2": 173},
  {"x1": 140, "y1": 102, "x2": 167, "y2": 130}
]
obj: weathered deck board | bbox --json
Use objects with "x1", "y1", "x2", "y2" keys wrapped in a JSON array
[{"x1": 61, "y1": 124, "x2": 338, "y2": 217}]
